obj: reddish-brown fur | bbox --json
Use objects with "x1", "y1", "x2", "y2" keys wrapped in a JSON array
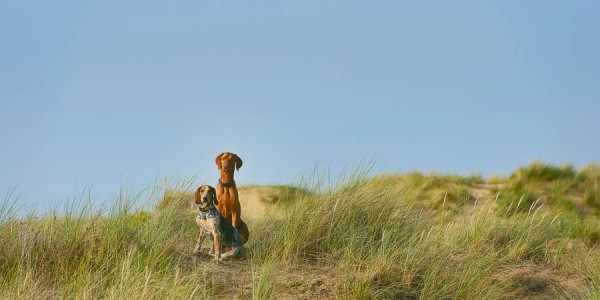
[{"x1": 215, "y1": 152, "x2": 249, "y2": 243}]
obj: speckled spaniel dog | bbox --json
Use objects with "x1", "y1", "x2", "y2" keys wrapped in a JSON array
[{"x1": 193, "y1": 185, "x2": 243, "y2": 260}]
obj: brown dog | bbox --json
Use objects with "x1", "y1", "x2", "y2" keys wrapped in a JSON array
[{"x1": 215, "y1": 152, "x2": 249, "y2": 243}]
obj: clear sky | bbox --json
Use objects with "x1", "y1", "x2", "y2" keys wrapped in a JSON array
[{"x1": 1, "y1": 1, "x2": 599, "y2": 210}]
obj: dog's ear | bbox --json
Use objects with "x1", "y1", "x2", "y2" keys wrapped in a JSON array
[
  {"x1": 234, "y1": 154, "x2": 243, "y2": 171},
  {"x1": 215, "y1": 153, "x2": 223, "y2": 170},
  {"x1": 194, "y1": 187, "x2": 202, "y2": 205},
  {"x1": 210, "y1": 186, "x2": 218, "y2": 205}
]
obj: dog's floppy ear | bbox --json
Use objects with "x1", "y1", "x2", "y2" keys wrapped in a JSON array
[
  {"x1": 210, "y1": 186, "x2": 218, "y2": 205},
  {"x1": 215, "y1": 153, "x2": 223, "y2": 170},
  {"x1": 194, "y1": 187, "x2": 202, "y2": 205},
  {"x1": 234, "y1": 154, "x2": 243, "y2": 171}
]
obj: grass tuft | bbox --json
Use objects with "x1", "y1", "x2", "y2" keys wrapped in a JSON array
[{"x1": 1, "y1": 162, "x2": 599, "y2": 298}]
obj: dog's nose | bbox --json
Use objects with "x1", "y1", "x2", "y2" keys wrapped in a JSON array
[{"x1": 203, "y1": 196, "x2": 209, "y2": 202}]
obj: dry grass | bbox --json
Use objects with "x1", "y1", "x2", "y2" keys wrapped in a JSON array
[{"x1": 1, "y1": 162, "x2": 599, "y2": 299}]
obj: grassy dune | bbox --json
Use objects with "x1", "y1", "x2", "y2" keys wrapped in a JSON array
[{"x1": 1, "y1": 162, "x2": 599, "y2": 299}]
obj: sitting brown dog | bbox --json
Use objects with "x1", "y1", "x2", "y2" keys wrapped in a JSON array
[{"x1": 215, "y1": 152, "x2": 250, "y2": 243}]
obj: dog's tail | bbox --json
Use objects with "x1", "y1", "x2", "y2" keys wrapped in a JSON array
[{"x1": 238, "y1": 220, "x2": 249, "y2": 244}]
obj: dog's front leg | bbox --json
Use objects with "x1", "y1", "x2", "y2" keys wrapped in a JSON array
[
  {"x1": 212, "y1": 230, "x2": 221, "y2": 261},
  {"x1": 193, "y1": 230, "x2": 205, "y2": 254}
]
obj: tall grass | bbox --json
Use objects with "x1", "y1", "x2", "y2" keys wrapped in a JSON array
[
  {"x1": 247, "y1": 163, "x2": 599, "y2": 298},
  {"x1": 0, "y1": 180, "x2": 210, "y2": 299},
  {"x1": 494, "y1": 161, "x2": 600, "y2": 217},
  {"x1": 1, "y1": 162, "x2": 599, "y2": 299},
  {"x1": 580, "y1": 163, "x2": 600, "y2": 209}
]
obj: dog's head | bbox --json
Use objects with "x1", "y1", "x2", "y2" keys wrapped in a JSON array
[
  {"x1": 215, "y1": 152, "x2": 243, "y2": 173},
  {"x1": 195, "y1": 185, "x2": 217, "y2": 209}
]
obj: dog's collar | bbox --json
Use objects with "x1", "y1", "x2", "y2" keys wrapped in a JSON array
[
  {"x1": 198, "y1": 204, "x2": 215, "y2": 212},
  {"x1": 219, "y1": 179, "x2": 236, "y2": 187}
]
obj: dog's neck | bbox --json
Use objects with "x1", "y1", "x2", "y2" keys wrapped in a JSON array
[
  {"x1": 198, "y1": 204, "x2": 215, "y2": 213},
  {"x1": 219, "y1": 172, "x2": 235, "y2": 187}
]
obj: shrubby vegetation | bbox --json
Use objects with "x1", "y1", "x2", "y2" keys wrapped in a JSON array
[{"x1": 0, "y1": 162, "x2": 599, "y2": 299}]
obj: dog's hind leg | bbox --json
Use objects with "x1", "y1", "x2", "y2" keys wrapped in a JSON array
[
  {"x1": 220, "y1": 245, "x2": 240, "y2": 258},
  {"x1": 238, "y1": 220, "x2": 249, "y2": 243},
  {"x1": 222, "y1": 233, "x2": 243, "y2": 258}
]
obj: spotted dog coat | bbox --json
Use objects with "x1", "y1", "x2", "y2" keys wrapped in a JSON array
[
  {"x1": 196, "y1": 207, "x2": 243, "y2": 255},
  {"x1": 194, "y1": 185, "x2": 242, "y2": 260}
]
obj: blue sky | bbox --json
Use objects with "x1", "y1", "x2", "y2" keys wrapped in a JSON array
[{"x1": 1, "y1": 1, "x2": 599, "y2": 210}]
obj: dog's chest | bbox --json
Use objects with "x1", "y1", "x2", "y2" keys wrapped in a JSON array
[{"x1": 196, "y1": 209, "x2": 219, "y2": 234}]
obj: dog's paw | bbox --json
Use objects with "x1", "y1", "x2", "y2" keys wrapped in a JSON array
[{"x1": 220, "y1": 250, "x2": 236, "y2": 259}]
